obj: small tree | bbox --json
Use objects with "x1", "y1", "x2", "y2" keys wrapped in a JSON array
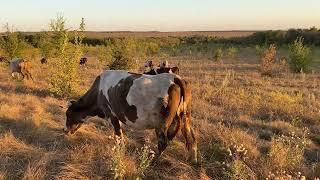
[
  {"x1": 226, "y1": 46, "x2": 238, "y2": 59},
  {"x1": 214, "y1": 48, "x2": 223, "y2": 62},
  {"x1": 288, "y1": 37, "x2": 312, "y2": 73},
  {"x1": 109, "y1": 38, "x2": 137, "y2": 71},
  {"x1": 261, "y1": 44, "x2": 288, "y2": 77},
  {"x1": 38, "y1": 32, "x2": 54, "y2": 59},
  {"x1": 48, "y1": 15, "x2": 85, "y2": 97},
  {"x1": 0, "y1": 23, "x2": 25, "y2": 59}
]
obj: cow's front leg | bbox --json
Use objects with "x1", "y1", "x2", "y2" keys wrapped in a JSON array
[{"x1": 110, "y1": 116, "x2": 123, "y2": 144}]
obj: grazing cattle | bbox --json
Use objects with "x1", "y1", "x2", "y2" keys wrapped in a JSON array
[
  {"x1": 80, "y1": 57, "x2": 88, "y2": 65},
  {"x1": 40, "y1": 57, "x2": 47, "y2": 64},
  {"x1": 10, "y1": 58, "x2": 33, "y2": 80},
  {"x1": 144, "y1": 60, "x2": 180, "y2": 75},
  {"x1": 63, "y1": 70, "x2": 197, "y2": 163}
]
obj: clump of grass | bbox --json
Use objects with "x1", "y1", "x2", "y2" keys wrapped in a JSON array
[
  {"x1": 255, "y1": 45, "x2": 265, "y2": 58},
  {"x1": 111, "y1": 136, "x2": 126, "y2": 180},
  {"x1": 226, "y1": 46, "x2": 238, "y2": 58},
  {"x1": 261, "y1": 44, "x2": 287, "y2": 77},
  {"x1": 266, "y1": 170, "x2": 306, "y2": 180},
  {"x1": 267, "y1": 130, "x2": 309, "y2": 173},
  {"x1": 214, "y1": 48, "x2": 223, "y2": 62},
  {"x1": 227, "y1": 144, "x2": 256, "y2": 179},
  {"x1": 288, "y1": 37, "x2": 312, "y2": 73},
  {"x1": 230, "y1": 160, "x2": 255, "y2": 180},
  {"x1": 136, "y1": 144, "x2": 155, "y2": 179}
]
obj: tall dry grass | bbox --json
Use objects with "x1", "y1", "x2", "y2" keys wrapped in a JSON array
[{"x1": 0, "y1": 51, "x2": 319, "y2": 179}]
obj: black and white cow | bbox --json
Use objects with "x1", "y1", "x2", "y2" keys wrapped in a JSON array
[
  {"x1": 63, "y1": 70, "x2": 197, "y2": 163},
  {"x1": 79, "y1": 57, "x2": 88, "y2": 65}
]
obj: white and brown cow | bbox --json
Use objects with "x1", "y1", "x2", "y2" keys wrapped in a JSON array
[
  {"x1": 10, "y1": 58, "x2": 33, "y2": 80},
  {"x1": 63, "y1": 70, "x2": 197, "y2": 163}
]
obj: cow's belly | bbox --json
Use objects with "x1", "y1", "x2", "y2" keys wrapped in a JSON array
[
  {"x1": 124, "y1": 104, "x2": 162, "y2": 130},
  {"x1": 125, "y1": 76, "x2": 174, "y2": 130}
]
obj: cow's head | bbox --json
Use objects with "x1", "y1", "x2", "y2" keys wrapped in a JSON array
[
  {"x1": 144, "y1": 60, "x2": 154, "y2": 68},
  {"x1": 160, "y1": 60, "x2": 169, "y2": 68},
  {"x1": 63, "y1": 100, "x2": 84, "y2": 135}
]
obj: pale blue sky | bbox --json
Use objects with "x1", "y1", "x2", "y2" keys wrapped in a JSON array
[{"x1": 0, "y1": 0, "x2": 319, "y2": 31}]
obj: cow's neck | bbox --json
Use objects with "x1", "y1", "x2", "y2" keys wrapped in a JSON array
[{"x1": 75, "y1": 76, "x2": 105, "y2": 119}]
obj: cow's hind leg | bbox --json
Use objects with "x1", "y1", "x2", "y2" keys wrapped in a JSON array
[
  {"x1": 167, "y1": 115, "x2": 181, "y2": 141},
  {"x1": 181, "y1": 111, "x2": 198, "y2": 164},
  {"x1": 155, "y1": 128, "x2": 168, "y2": 158}
]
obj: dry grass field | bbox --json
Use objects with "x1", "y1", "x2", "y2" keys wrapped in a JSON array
[
  {"x1": 19, "y1": 31, "x2": 255, "y2": 39},
  {"x1": 0, "y1": 48, "x2": 319, "y2": 179}
]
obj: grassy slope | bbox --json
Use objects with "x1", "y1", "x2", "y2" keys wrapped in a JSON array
[{"x1": 0, "y1": 52, "x2": 319, "y2": 179}]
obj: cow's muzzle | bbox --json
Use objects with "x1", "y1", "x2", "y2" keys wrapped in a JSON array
[{"x1": 63, "y1": 124, "x2": 82, "y2": 135}]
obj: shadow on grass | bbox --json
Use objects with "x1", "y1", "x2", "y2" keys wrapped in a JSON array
[{"x1": 0, "y1": 83, "x2": 53, "y2": 98}]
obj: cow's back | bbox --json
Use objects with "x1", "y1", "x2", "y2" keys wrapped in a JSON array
[{"x1": 98, "y1": 70, "x2": 179, "y2": 129}]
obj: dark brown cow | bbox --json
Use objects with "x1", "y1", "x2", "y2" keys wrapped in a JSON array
[
  {"x1": 0, "y1": 56, "x2": 8, "y2": 63},
  {"x1": 80, "y1": 57, "x2": 88, "y2": 65},
  {"x1": 63, "y1": 70, "x2": 197, "y2": 163},
  {"x1": 40, "y1": 57, "x2": 47, "y2": 64},
  {"x1": 10, "y1": 58, "x2": 33, "y2": 80}
]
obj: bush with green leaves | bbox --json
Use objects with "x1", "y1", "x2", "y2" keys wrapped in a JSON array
[
  {"x1": 214, "y1": 48, "x2": 223, "y2": 62},
  {"x1": 109, "y1": 38, "x2": 138, "y2": 71},
  {"x1": 48, "y1": 16, "x2": 85, "y2": 97},
  {"x1": 38, "y1": 32, "x2": 54, "y2": 59},
  {"x1": 0, "y1": 23, "x2": 27, "y2": 59},
  {"x1": 226, "y1": 46, "x2": 238, "y2": 58},
  {"x1": 254, "y1": 45, "x2": 265, "y2": 58},
  {"x1": 288, "y1": 37, "x2": 312, "y2": 73}
]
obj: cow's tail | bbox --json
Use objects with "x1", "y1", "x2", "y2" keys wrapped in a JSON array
[{"x1": 174, "y1": 77, "x2": 189, "y2": 119}]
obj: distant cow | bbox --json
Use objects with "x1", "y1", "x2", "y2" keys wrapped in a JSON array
[
  {"x1": 80, "y1": 57, "x2": 88, "y2": 65},
  {"x1": 143, "y1": 60, "x2": 180, "y2": 75},
  {"x1": 10, "y1": 58, "x2": 33, "y2": 80},
  {"x1": 63, "y1": 70, "x2": 197, "y2": 163},
  {"x1": 40, "y1": 57, "x2": 47, "y2": 64},
  {"x1": 0, "y1": 56, "x2": 8, "y2": 63}
]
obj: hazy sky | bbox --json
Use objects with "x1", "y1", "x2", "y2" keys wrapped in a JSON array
[{"x1": 0, "y1": 0, "x2": 319, "y2": 31}]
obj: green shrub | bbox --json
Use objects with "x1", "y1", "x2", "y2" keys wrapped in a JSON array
[
  {"x1": 254, "y1": 45, "x2": 265, "y2": 58},
  {"x1": 136, "y1": 144, "x2": 155, "y2": 179},
  {"x1": 111, "y1": 136, "x2": 126, "y2": 180},
  {"x1": 214, "y1": 48, "x2": 223, "y2": 62},
  {"x1": 38, "y1": 32, "x2": 54, "y2": 59},
  {"x1": 96, "y1": 45, "x2": 113, "y2": 64},
  {"x1": 226, "y1": 46, "x2": 238, "y2": 58},
  {"x1": 48, "y1": 15, "x2": 84, "y2": 97},
  {"x1": 109, "y1": 38, "x2": 138, "y2": 71},
  {"x1": 288, "y1": 37, "x2": 312, "y2": 73},
  {"x1": 0, "y1": 23, "x2": 27, "y2": 59}
]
